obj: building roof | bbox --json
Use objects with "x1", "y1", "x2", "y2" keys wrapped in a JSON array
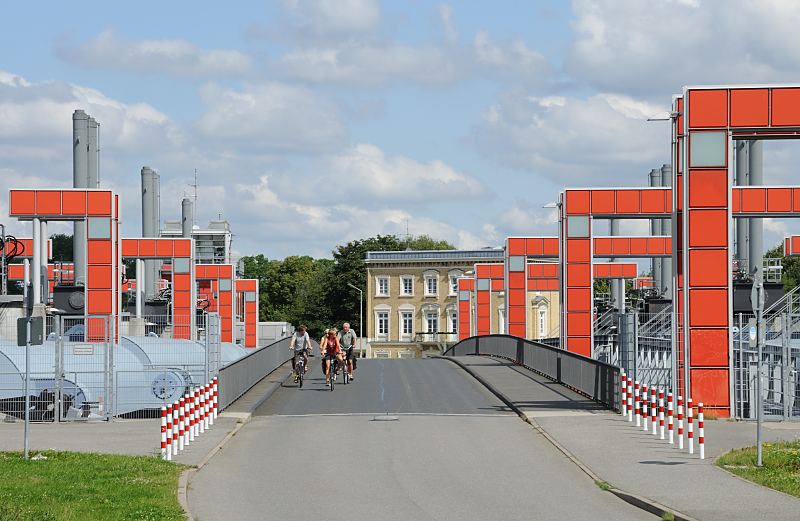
[{"x1": 365, "y1": 249, "x2": 504, "y2": 263}]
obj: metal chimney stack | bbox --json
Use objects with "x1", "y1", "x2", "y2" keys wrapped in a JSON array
[
  {"x1": 181, "y1": 198, "x2": 194, "y2": 239},
  {"x1": 87, "y1": 117, "x2": 99, "y2": 188},
  {"x1": 649, "y1": 168, "x2": 662, "y2": 297},
  {"x1": 141, "y1": 167, "x2": 160, "y2": 300},
  {"x1": 749, "y1": 141, "x2": 764, "y2": 281},
  {"x1": 660, "y1": 164, "x2": 672, "y2": 299},
  {"x1": 72, "y1": 110, "x2": 89, "y2": 285}
]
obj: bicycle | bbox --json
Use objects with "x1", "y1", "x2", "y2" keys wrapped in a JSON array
[
  {"x1": 334, "y1": 355, "x2": 349, "y2": 385},
  {"x1": 325, "y1": 354, "x2": 336, "y2": 391},
  {"x1": 294, "y1": 353, "x2": 306, "y2": 388}
]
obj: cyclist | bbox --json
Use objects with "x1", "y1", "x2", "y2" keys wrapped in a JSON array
[
  {"x1": 289, "y1": 325, "x2": 311, "y2": 382},
  {"x1": 320, "y1": 327, "x2": 343, "y2": 386},
  {"x1": 337, "y1": 322, "x2": 358, "y2": 381}
]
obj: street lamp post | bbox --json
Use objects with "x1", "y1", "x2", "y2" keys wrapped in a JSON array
[{"x1": 347, "y1": 283, "x2": 363, "y2": 348}]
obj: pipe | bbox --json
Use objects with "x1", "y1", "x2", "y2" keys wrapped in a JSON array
[
  {"x1": 610, "y1": 219, "x2": 620, "y2": 309},
  {"x1": 40, "y1": 221, "x2": 48, "y2": 304},
  {"x1": 736, "y1": 141, "x2": 750, "y2": 272},
  {"x1": 181, "y1": 198, "x2": 193, "y2": 239},
  {"x1": 650, "y1": 169, "x2": 662, "y2": 295},
  {"x1": 32, "y1": 218, "x2": 41, "y2": 304},
  {"x1": 73, "y1": 110, "x2": 89, "y2": 286},
  {"x1": 136, "y1": 259, "x2": 144, "y2": 318},
  {"x1": 660, "y1": 164, "x2": 673, "y2": 298},
  {"x1": 749, "y1": 140, "x2": 763, "y2": 281},
  {"x1": 87, "y1": 117, "x2": 99, "y2": 188},
  {"x1": 141, "y1": 167, "x2": 158, "y2": 300}
]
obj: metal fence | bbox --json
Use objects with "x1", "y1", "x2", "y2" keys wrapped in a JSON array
[{"x1": 444, "y1": 334, "x2": 620, "y2": 411}]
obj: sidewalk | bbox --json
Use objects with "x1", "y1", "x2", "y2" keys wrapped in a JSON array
[{"x1": 451, "y1": 356, "x2": 800, "y2": 521}]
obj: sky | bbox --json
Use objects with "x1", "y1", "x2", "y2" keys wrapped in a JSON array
[{"x1": 2, "y1": 0, "x2": 800, "y2": 260}]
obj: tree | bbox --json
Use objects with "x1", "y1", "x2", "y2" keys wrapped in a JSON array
[
  {"x1": 766, "y1": 243, "x2": 800, "y2": 291},
  {"x1": 51, "y1": 233, "x2": 73, "y2": 262}
]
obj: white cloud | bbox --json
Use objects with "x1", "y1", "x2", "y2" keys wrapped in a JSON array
[
  {"x1": 439, "y1": 4, "x2": 458, "y2": 43},
  {"x1": 473, "y1": 31, "x2": 550, "y2": 83},
  {"x1": 281, "y1": 0, "x2": 381, "y2": 38},
  {"x1": 472, "y1": 91, "x2": 669, "y2": 185},
  {"x1": 567, "y1": 0, "x2": 800, "y2": 97},
  {"x1": 57, "y1": 29, "x2": 254, "y2": 79},
  {"x1": 195, "y1": 82, "x2": 347, "y2": 152}
]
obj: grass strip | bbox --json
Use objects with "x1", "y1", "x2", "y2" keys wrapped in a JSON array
[
  {"x1": 0, "y1": 451, "x2": 185, "y2": 521},
  {"x1": 717, "y1": 440, "x2": 800, "y2": 498}
]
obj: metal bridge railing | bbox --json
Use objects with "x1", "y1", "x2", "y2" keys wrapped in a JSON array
[{"x1": 444, "y1": 334, "x2": 620, "y2": 411}]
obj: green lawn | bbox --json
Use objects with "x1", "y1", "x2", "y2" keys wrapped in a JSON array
[
  {"x1": 717, "y1": 441, "x2": 800, "y2": 498},
  {"x1": 0, "y1": 451, "x2": 186, "y2": 521}
]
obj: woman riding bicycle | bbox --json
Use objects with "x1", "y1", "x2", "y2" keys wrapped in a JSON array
[
  {"x1": 289, "y1": 325, "x2": 311, "y2": 382},
  {"x1": 320, "y1": 328, "x2": 343, "y2": 387}
]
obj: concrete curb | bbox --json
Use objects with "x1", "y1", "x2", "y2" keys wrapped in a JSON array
[
  {"x1": 178, "y1": 370, "x2": 291, "y2": 520},
  {"x1": 438, "y1": 355, "x2": 700, "y2": 521}
]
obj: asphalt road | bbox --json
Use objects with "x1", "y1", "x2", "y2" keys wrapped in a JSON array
[{"x1": 189, "y1": 359, "x2": 650, "y2": 521}]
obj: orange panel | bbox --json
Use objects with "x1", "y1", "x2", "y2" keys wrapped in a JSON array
[
  {"x1": 629, "y1": 238, "x2": 647, "y2": 255},
  {"x1": 542, "y1": 264, "x2": 558, "y2": 278},
  {"x1": 568, "y1": 337, "x2": 591, "y2": 357},
  {"x1": 219, "y1": 291, "x2": 232, "y2": 306},
  {"x1": 622, "y1": 264, "x2": 637, "y2": 278},
  {"x1": 9, "y1": 190, "x2": 35, "y2": 216},
  {"x1": 611, "y1": 238, "x2": 630, "y2": 256},
  {"x1": 690, "y1": 330, "x2": 729, "y2": 366},
  {"x1": 793, "y1": 236, "x2": 800, "y2": 256},
  {"x1": 689, "y1": 210, "x2": 727, "y2": 247},
  {"x1": 590, "y1": 190, "x2": 615, "y2": 214},
  {"x1": 689, "y1": 170, "x2": 728, "y2": 207},
  {"x1": 508, "y1": 238, "x2": 525, "y2": 255},
  {"x1": 641, "y1": 189, "x2": 666, "y2": 214},
  {"x1": 86, "y1": 191, "x2": 113, "y2": 216},
  {"x1": 35, "y1": 191, "x2": 61, "y2": 215},
  {"x1": 173, "y1": 274, "x2": 191, "y2": 292},
  {"x1": 87, "y1": 289, "x2": 113, "y2": 314},
  {"x1": 731, "y1": 188, "x2": 741, "y2": 213},
  {"x1": 566, "y1": 239, "x2": 590, "y2": 262},
  {"x1": 508, "y1": 306, "x2": 526, "y2": 323},
  {"x1": 173, "y1": 291, "x2": 191, "y2": 309},
  {"x1": 793, "y1": 189, "x2": 800, "y2": 212},
  {"x1": 87, "y1": 241, "x2": 113, "y2": 264},
  {"x1": 476, "y1": 264, "x2": 491, "y2": 278},
  {"x1": 491, "y1": 279, "x2": 504, "y2": 291},
  {"x1": 508, "y1": 291, "x2": 526, "y2": 306},
  {"x1": 690, "y1": 369, "x2": 730, "y2": 408},
  {"x1": 545, "y1": 279, "x2": 559, "y2": 290},
  {"x1": 542, "y1": 238, "x2": 559, "y2": 256},
  {"x1": 139, "y1": 239, "x2": 156, "y2": 257},
  {"x1": 730, "y1": 89, "x2": 769, "y2": 127},
  {"x1": 523, "y1": 238, "x2": 541, "y2": 256},
  {"x1": 476, "y1": 292, "x2": 490, "y2": 305},
  {"x1": 508, "y1": 272, "x2": 525, "y2": 289},
  {"x1": 689, "y1": 249, "x2": 728, "y2": 287},
  {"x1": 121, "y1": 239, "x2": 139, "y2": 258},
  {"x1": 155, "y1": 240, "x2": 173, "y2": 258},
  {"x1": 650, "y1": 238, "x2": 667, "y2": 255},
  {"x1": 173, "y1": 239, "x2": 191, "y2": 258},
  {"x1": 489, "y1": 265, "x2": 504, "y2": 278},
  {"x1": 741, "y1": 187, "x2": 766, "y2": 213},
  {"x1": 689, "y1": 289, "x2": 728, "y2": 327},
  {"x1": 61, "y1": 190, "x2": 86, "y2": 215},
  {"x1": 567, "y1": 263, "x2": 591, "y2": 286},
  {"x1": 565, "y1": 190, "x2": 590, "y2": 214},
  {"x1": 7, "y1": 264, "x2": 24, "y2": 279},
  {"x1": 771, "y1": 88, "x2": 800, "y2": 126},
  {"x1": 767, "y1": 188, "x2": 792, "y2": 213},
  {"x1": 615, "y1": 190, "x2": 640, "y2": 214},
  {"x1": 566, "y1": 312, "x2": 591, "y2": 336},
  {"x1": 87, "y1": 265, "x2": 113, "y2": 290},
  {"x1": 219, "y1": 265, "x2": 233, "y2": 278},
  {"x1": 594, "y1": 237, "x2": 612, "y2": 256},
  {"x1": 688, "y1": 89, "x2": 728, "y2": 128},
  {"x1": 566, "y1": 288, "x2": 590, "y2": 311}
]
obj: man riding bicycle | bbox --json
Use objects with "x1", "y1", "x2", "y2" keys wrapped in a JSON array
[
  {"x1": 337, "y1": 322, "x2": 358, "y2": 381},
  {"x1": 320, "y1": 328, "x2": 343, "y2": 387},
  {"x1": 289, "y1": 325, "x2": 311, "y2": 382}
]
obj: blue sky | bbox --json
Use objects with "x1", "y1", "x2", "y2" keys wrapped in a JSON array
[{"x1": 2, "y1": 1, "x2": 800, "y2": 259}]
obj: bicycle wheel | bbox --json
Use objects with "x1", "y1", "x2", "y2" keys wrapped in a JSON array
[{"x1": 298, "y1": 366, "x2": 304, "y2": 388}]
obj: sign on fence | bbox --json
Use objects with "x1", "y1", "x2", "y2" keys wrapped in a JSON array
[{"x1": 16, "y1": 317, "x2": 43, "y2": 346}]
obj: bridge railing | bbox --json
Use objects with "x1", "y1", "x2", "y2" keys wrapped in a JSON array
[
  {"x1": 444, "y1": 335, "x2": 620, "y2": 411},
  {"x1": 218, "y1": 337, "x2": 318, "y2": 410}
]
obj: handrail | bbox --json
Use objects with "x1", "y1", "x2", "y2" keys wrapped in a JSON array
[{"x1": 764, "y1": 284, "x2": 800, "y2": 316}]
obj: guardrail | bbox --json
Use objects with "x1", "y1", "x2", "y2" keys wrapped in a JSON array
[
  {"x1": 217, "y1": 337, "x2": 318, "y2": 410},
  {"x1": 443, "y1": 334, "x2": 620, "y2": 411}
]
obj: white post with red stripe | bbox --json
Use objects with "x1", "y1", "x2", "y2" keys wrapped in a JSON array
[
  {"x1": 199, "y1": 387, "x2": 206, "y2": 435},
  {"x1": 188, "y1": 392, "x2": 195, "y2": 443},
  {"x1": 160, "y1": 406, "x2": 168, "y2": 460},
  {"x1": 687, "y1": 398, "x2": 694, "y2": 455},
  {"x1": 171, "y1": 401, "x2": 179, "y2": 456},
  {"x1": 641, "y1": 384, "x2": 648, "y2": 431},
  {"x1": 698, "y1": 402, "x2": 705, "y2": 460},
  {"x1": 178, "y1": 397, "x2": 185, "y2": 451},
  {"x1": 677, "y1": 396, "x2": 684, "y2": 450},
  {"x1": 620, "y1": 372, "x2": 627, "y2": 416},
  {"x1": 651, "y1": 388, "x2": 657, "y2": 435},
  {"x1": 204, "y1": 384, "x2": 211, "y2": 430},
  {"x1": 658, "y1": 389, "x2": 665, "y2": 440},
  {"x1": 627, "y1": 378, "x2": 633, "y2": 422},
  {"x1": 668, "y1": 392, "x2": 674, "y2": 445},
  {"x1": 165, "y1": 404, "x2": 173, "y2": 461},
  {"x1": 634, "y1": 381, "x2": 641, "y2": 427},
  {"x1": 194, "y1": 388, "x2": 201, "y2": 437},
  {"x1": 212, "y1": 377, "x2": 219, "y2": 421}
]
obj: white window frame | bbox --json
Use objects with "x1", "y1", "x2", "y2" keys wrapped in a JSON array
[
  {"x1": 400, "y1": 275, "x2": 414, "y2": 297},
  {"x1": 374, "y1": 304, "x2": 391, "y2": 339},
  {"x1": 538, "y1": 307, "x2": 547, "y2": 338},
  {"x1": 448, "y1": 269, "x2": 463, "y2": 296},
  {"x1": 424, "y1": 275, "x2": 438, "y2": 296},
  {"x1": 425, "y1": 311, "x2": 439, "y2": 333},
  {"x1": 374, "y1": 351, "x2": 390, "y2": 359},
  {"x1": 498, "y1": 306, "x2": 506, "y2": 335},
  {"x1": 398, "y1": 304, "x2": 415, "y2": 340},
  {"x1": 375, "y1": 276, "x2": 389, "y2": 297}
]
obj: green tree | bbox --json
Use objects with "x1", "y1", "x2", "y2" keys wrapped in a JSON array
[
  {"x1": 766, "y1": 243, "x2": 800, "y2": 291},
  {"x1": 50, "y1": 233, "x2": 73, "y2": 261}
]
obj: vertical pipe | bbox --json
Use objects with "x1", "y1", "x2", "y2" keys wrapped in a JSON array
[
  {"x1": 182, "y1": 198, "x2": 193, "y2": 238},
  {"x1": 87, "y1": 117, "x2": 99, "y2": 188},
  {"x1": 660, "y1": 164, "x2": 673, "y2": 298},
  {"x1": 141, "y1": 167, "x2": 158, "y2": 301},
  {"x1": 736, "y1": 141, "x2": 750, "y2": 272},
  {"x1": 136, "y1": 259, "x2": 144, "y2": 318},
  {"x1": 32, "y1": 218, "x2": 41, "y2": 304},
  {"x1": 650, "y1": 169, "x2": 662, "y2": 295},
  {"x1": 73, "y1": 110, "x2": 89, "y2": 286},
  {"x1": 610, "y1": 219, "x2": 620, "y2": 309},
  {"x1": 749, "y1": 140, "x2": 763, "y2": 281},
  {"x1": 40, "y1": 221, "x2": 48, "y2": 304}
]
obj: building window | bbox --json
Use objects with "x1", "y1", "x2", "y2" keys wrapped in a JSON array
[
  {"x1": 425, "y1": 276, "x2": 438, "y2": 296},
  {"x1": 498, "y1": 308, "x2": 506, "y2": 335},
  {"x1": 538, "y1": 308, "x2": 547, "y2": 337},
  {"x1": 449, "y1": 276, "x2": 458, "y2": 295},
  {"x1": 450, "y1": 311, "x2": 457, "y2": 333},
  {"x1": 426, "y1": 312, "x2": 438, "y2": 333},
  {"x1": 401, "y1": 276, "x2": 413, "y2": 296},
  {"x1": 377, "y1": 311, "x2": 389, "y2": 336},
  {"x1": 401, "y1": 311, "x2": 413, "y2": 336},
  {"x1": 376, "y1": 277, "x2": 389, "y2": 296}
]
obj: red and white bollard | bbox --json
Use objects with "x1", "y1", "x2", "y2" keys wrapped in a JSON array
[
  {"x1": 642, "y1": 384, "x2": 649, "y2": 431},
  {"x1": 698, "y1": 402, "x2": 705, "y2": 460},
  {"x1": 165, "y1": 404, "x2": 173, "y2": 461},
  {"x1": 213, "y1": 377, "x2": 219, "y2": 421},
  {"x1": 188, "y1": 392, "x2": 195, "y2": 443},
  {"x1": 658, "y1": 389, "x2": 665, "y2": 440},
  {"x1": 667, "y1": 392, "x2": 674, "y2": 444},
  {"x1": 620, "y1": 372, "x2": 627, "y2": 416},
  {"x1": 178, "y1": 397, "x2": 185, "y2": 451},
  {"x1": 634, "y1": 381, "x2": 641, "y2": 427},
  {"x1": 194, "y1": 388, "x2": 201, "y2": 438},
  {"x1": 627, "y1": 378, "x2": 633, "y2": 422},
  {"x1": 204, "y1": 384, "x2": 211, "y2": 430},
  {"x1": 160, "y1": 406, "x2": 168, "y2": 460},
  {"x1": 687, "y1": 398, "x2": 694, "y2": 455},
  {"x1": 183, "y1": 394, "x2": 190, "y2": 446},
  {"x1": 199, "y1": 388, "x2": 206, "y2": 435},
  {"x1": 171, "y1": 401, "x2": 179, "y2": 456},
  {"x1": 677, "y1": 396, "x2": 684, "y2": 450},
  {"x1": 651, "y1": 387, "x2": 657, "y2": 435}
]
